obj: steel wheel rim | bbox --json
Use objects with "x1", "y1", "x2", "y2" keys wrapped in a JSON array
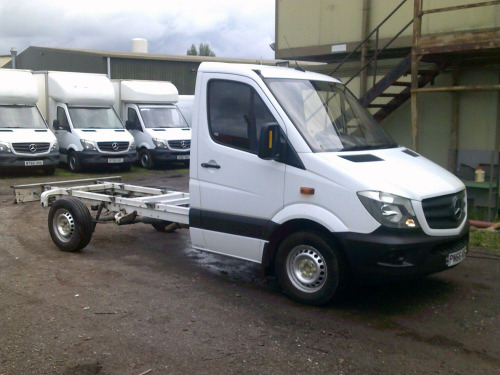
[
  {"x1": 286, "y1": 245, "x2": 327, "y2": 293},
  {"x1": 53, "y1": 209, "x2": 75, "y2": 243},
  {"x1": 69, "y1": 156, "x2": 76, "y2": 171},
  {"x1": 141, "y1": 152, "x2": 149, "y2": 167}
]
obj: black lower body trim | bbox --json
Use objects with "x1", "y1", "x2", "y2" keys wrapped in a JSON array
[
  {"x1": 189, "y1": 208, "x2": 275, "y2": 240},
  {"x1": 75, "y1": 150, "x2": 137, "y2": 166}
]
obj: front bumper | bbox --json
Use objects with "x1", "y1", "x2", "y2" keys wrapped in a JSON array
[
  {"x1": 336, "y1": 223, "x2": 469, "y2": 281},
  {"x1": 0, "y1": 151, "x2": 60, "y2": 169},
  {"x1": 150, "y1": 148, "x2": 190, "y2": 162},
  {"x1": 77, "y1": 150, "x2": 137, "y2": 166}
]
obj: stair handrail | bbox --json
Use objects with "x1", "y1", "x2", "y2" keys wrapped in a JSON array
[{"x1": 328, "y1": 0, "x2": 410, "y2": 78}]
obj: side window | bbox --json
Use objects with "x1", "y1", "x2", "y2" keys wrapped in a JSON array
[
  {"x1": 57, "y1": 106, "x2": 69, "y2": 128},
  {"x1": 208, "y1": 80, "x2": 277, "y2": 153},
  {"x1": 127, "y1": 107, "x2": 140, "y2": 128}
]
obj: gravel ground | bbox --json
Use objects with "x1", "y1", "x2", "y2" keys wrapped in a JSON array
[{"x1": 0, "y1": 167, "x2": 499, "y2": 375}]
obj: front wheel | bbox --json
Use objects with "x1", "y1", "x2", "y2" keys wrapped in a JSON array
[
  {"x1": 139, "y1": 149, "x2": 154, "y2": 169},
  {"x1": 68, "y1": 151, "x2": 82, "y2": 173},
  {"x1": 48, "y1": 197, "x2": 93, "y2": 252},
  {"x1": 276, "y1": 231, "x2": 346, "y2": 305}
]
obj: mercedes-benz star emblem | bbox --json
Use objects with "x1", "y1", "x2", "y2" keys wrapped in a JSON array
[
  {"x1": 451, "y1": 196, "x2": 462, "y2": 221},
  {"x1": 112, "y1": 142, "x2": 119, "y2": 151},
  {"x1": 180, "y1": 141, "x2": 188, "y2": 149},
  {"x1": 29, "y1": 144, "x2": 37, "y2": 153}
]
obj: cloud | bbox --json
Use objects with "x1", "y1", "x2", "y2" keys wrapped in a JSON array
[{"x1": 0, "y1": 0, "x2": 275, "y2": 59}]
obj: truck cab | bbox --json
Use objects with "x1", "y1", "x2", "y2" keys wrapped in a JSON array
[
  {"x1": 0, "y1": 69, "x2": 59, "y2": 174},
  {"x1": 189, "y1": 62, "x2": 468, "y2": 304},
  {"x1": 35, "y1": 72, "x2": 137, "y2": 172},
  {"x1": 113, "y1": 80, "x2": 191, "y2": 169}
]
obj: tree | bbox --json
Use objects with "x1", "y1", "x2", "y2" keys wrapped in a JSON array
[{"x1": 186, "y1": 43, "x2": 216, "y2": 57}]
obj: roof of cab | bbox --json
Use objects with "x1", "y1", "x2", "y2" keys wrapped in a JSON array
[{"x1": 198, "y1": 62, "x2": 341, "y2": 83}]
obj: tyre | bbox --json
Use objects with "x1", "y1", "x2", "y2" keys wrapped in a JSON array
[
  {"x1": 139, "y1": 149, "x2": 154, "y2": 169},
  {"x1": 151, "y1": 220, "x2": 177, "y2": 233},
  {"x1": 68, "y1": 151, "x2": 82, "y2": 173},
  {"x1": 276, "y1": 231, "x2": 346, "y2": 305},
  {"x1": 48, "y1": 197, "x2": 93, "y2": 252}
]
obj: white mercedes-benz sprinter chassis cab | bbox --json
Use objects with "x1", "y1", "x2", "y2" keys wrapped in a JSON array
[
  {"x1": 20, "y1": 62, "x2": 469, "y2": 305},
  {"x1": 0, "y1": 69, "x2": 59, "y2": 174}
]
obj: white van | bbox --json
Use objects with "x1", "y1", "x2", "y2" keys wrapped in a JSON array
[
  {"x1": 0, "y1": 69, "x2": 59, "y2": 174},
  {"x1": 177, "y1": 95, "x2": 194, "y2": 127},
  {"x1": 35, "y1": 72, "x2": 136, "y2": 172},
  {"x1": 113, "y1": 80, "x2": 191, "y2": 169}
]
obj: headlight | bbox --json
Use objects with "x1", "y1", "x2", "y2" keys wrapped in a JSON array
[
  {"x1": 80, "y1": 139, "x2": 97, "y2": 151},
  {"x1": 357, "y1": 191, "x2": 419, "y2": 229},
  {"x1": 129, "y1": 140, "x2": 136, "y2": 150},
  {"x1": 153, "y1": 138, "x2": 168, "y2": 148},
  {"x1": 50, "y1": 140, "x2": 59, "y2": 152},
  {"x1": 0, "y1": 141, "x2": 12, "y2": 153}
]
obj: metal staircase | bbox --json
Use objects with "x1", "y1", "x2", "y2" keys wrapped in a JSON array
[{"x1": 328, "y1": 0, "x2": 431, "y2": 122}]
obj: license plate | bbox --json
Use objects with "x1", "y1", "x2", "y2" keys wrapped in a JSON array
[
  {"x1": 108, "y1": 158, "x2": 124, "y2": 164},
  {"x1": 177, "y1": 155, "x2": 190, "y2": 160},
  {"x1": 25, "y1": 160, "x2": 43, "y2": 166},
  {"x1": 446, "y1": 247, "x2": 467, "y2": 267}
]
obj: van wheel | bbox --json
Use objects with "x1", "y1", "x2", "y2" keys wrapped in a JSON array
[
  {"x1": 68, "y1": 151, "x2": 82, "y2": 172},
  {"x1": 151, "y1": 220, "x2": 177, "y2": 233},
  {"x1": 48, "y1": 197, "x2": 93, "y2": 252},
  {"x1": 139, "y1": 149, "x2": 154, "y2": 169},
  {"x1": 276, "y1": 231, "x2": 345, "y2": 305}
]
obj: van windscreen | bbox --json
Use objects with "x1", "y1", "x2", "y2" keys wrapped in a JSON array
[
  {"x1": 0, "y1": 105, "x2": 47, "y2": 129},
  {"x1": 68, "y1": 107, "x2": 123, "y2": 129},
  {"x1": 264, "y1": 79, "x2": 397, "y2": 152},
  {"x1": 139, "y1": 106, "x2": 187, "y2": 128}
]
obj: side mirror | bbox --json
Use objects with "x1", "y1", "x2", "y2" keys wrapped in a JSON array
[
  {"x1": 53, "y1": 119, "x2": 60, "y2": 130},
  {"x1": 126, "y1": 120, "x2": 141, "y2": 132},
  {"x1": 258, "y1": 122, "x2": 281, "y2": 160}
]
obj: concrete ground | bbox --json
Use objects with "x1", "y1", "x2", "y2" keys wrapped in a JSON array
[{"x1": 0, "y1": 167, "x2": 499, "y2": 375}]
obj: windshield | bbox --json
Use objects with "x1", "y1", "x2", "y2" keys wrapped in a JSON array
[
  {"x1": 0, "y1": 105, "x2": 47, "y2": 129},
  {"x1": 139, "y1": 106, "x2": 188, "y2": 128},
  {"x1": 264, "y1": 79, "x2": 396, "y2": 152},
  {"x1": 68, "y1": 107, "x2": 124, "y2": 129}
]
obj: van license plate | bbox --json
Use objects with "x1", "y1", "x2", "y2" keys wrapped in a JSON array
[
  {"x1": 25, "y1": 160, "x2": 43, "y2": 166},
  {"x1": 177, "y1": 155, "x2": 189, "y2": 160},
  {"x1": 446, "y1": 247, "x2": 467, "y2": 267},
  {"x1": 108, "y1": 158, "x2": 123, "y2": 164}
]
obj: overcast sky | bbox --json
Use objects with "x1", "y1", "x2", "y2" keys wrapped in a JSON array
[{"x1": 0, "y1": 0, "x2": 276, "y2": 59}]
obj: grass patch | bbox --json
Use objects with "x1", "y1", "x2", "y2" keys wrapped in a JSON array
[{"x1": 469, "y1": 228, "x2": 500, "y2": 254}]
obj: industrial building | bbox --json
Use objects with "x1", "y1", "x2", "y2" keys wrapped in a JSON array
[
  {"x1": 1, "y1": 43, "x2": 295, "y2": 95},
  {"x1": 276, "y1": 0, "x2": 500, "y2": 219}
]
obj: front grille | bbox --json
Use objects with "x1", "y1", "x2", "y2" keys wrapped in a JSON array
[
  {"x1": 97, "y1": 141, "x2": 129, "y2": 152},
  {"x1": 12, "y1": 142, "x2": 50, "y2": 154},
  {"x1": 422, "y1": 191, "x2": 466, "y2": 229},
  {"x1": 168, "y1": 140, "x2": 191, "y2": 150}
]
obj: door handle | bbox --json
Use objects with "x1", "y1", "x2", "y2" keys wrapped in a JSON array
[{"x1": 201, "y1": 162, "x2": 220, "y2": 169}]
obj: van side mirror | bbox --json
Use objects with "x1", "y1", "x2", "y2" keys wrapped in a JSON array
[
  {"x1": 126, "y1": 120, "x2": 141, "y2": 132},
  {"x1": 53, "y1": 119, "x2": 60, "y2": 130},
  {"x1": 258, "y1": 122, "x2": 281, "y2": 160}
]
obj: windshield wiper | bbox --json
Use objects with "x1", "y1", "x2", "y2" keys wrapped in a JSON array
[{"x1": 341, "y1": 143, "x2": 398, "y2": 152}]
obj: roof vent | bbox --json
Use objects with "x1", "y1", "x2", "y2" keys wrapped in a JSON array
[{"x1": 132, "y1": 38, "x2": 148, "y2": 53}]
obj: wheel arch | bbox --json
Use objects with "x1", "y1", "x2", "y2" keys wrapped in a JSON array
[{"x1": 262, "y1": 218, "x2": 351, "y2": 278}]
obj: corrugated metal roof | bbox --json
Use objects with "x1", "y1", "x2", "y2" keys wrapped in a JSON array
[{"x1": 26, "y1": 46, "x2": 324, "y2": 66}]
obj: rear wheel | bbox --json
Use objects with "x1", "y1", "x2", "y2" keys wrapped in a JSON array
[
  {"x1": 151, "y1": 220, "x2": 177, "y2": 233},
  {"x1": 276, "y1": 231, "x2": 345, "y2": 305},
  {"x1": 48, "y1": 197, "x2": 93, "y2": 252},
  {"x1": 139, "y1": 149, "x2": 154, "y2": 169},
  {"x1": 68, "y1": 151, "x2": 82, "y2": 173}
]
